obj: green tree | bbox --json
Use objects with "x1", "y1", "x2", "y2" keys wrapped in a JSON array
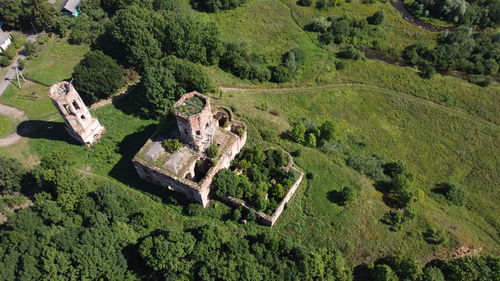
[
  {"x1": 290, "y1": 122, "x2": 307, "y2": 143},
  {"x1": 367, "y1": 11, "x2": 385, "y2": 25},
  {"x1": 73, "y1": 51, "x2": 124, "y2": 104},
  {"x1": 140, "y1": 60, "x2": 183, "y2": 117},
  {"x1": 108, "y1": 5, "x2": 163, "y2": 68},
  {"x1": 0, "y1": 0, "x2": 23, "y2": 29},
  {"x1": 0, "y1": 156, "x2": 26, "y2": 194},
  {"x1": 139, "y1": 231, "x2": 196, "y2": 276},
  {"x1": 305, "y1": 133, "x2": 317, "y2": 147},
  {"x1": 339, "y1": 186, "x2": 356, "y2": 205},
  {"x1": 163, "y1": 55, "x2": 212, "y2": 93},
  {"x1": 319, "y1": 120, "x2": 336, "y2": 142},
  {"x1": 372, "y1": 264, "x2": 398, "y2": 281},
  {"x1": 213, "y1": 169, "x2": 242, "y2": 198},
  {"x1": 162, "y1": 139, "x2": 182, "y2": 153},
  {"x1": 423, "y1": 266, "x2": 445, "y2": 281}
]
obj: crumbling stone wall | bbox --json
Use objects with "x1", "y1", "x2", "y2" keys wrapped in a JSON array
[
  {"x1": 48, "y1": 82, "x2": 105, "y2": 145},
  {"x1": 174, "y1": 92, "x2": 216, "y2": 152}
]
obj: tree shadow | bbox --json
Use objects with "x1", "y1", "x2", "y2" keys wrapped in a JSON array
[
  {"x1": 111, "y1": 85, "x2": 150, "y2": 119},
  {"x1": 16, "y1": 120, "x2": 80, "y2": 145},
  {"x1": 107, "y1": 124, "x2": 190, "y2": 207},
  {"x1": 327, "y1": 190, "x2": 344, "y2": 205},
  {"x1": 373, "y1": 180, "x2": 404, "y2": 208}
]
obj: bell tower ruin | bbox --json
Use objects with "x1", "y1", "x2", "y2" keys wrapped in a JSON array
[
  {"x1": 174, "y1": 92, "x2": 216, "y2": 152},
  {"x1": 48, "y1": 81, "x2": 105, "y2": 145}
]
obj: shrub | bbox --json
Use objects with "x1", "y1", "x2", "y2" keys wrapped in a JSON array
[
  {"x1": 423, "y1": 227, "x2": 447, "y2": 245},
  {"x1": 468, "y1": 75, "x2": 491, "y2": 87},
  {"x1": 191, "y1": 0, "x2": 247, "y2": 12},
  {"x1": 0, "y1": 156, "x2": 27, "y2": 194},
  {"x1": 271, "y1": 65, "x2": 294, "y2": 83},
  {"x1": 433, "y1": 182, "x2": 466, "y2": 206},
  {"x1": 337, "y1": 46, "x2": 364, "y2": 60},
  {"x1": 17, "y1": 59, "x2": 27, "y2": 70},
  {"x1": 0, "y1": 57, "x2": 11, "y2": 67},
  {"x1": 381, "y1": 211, "x2": 404, "y2": 232},
  {"x1": 290, "y1": 122, "x2": 307, "y2": 143},
  {"x1": 305, "y1": 133, "x2": 317, "y2": 147},
  {"x1": 206, "y1": 144, "x2": 220, "y2": 158},
  {"x1": 346, "y1": 154, "x2": 386, "y2": 181},
  {"x1": 162, "y1": 139, "x2": 182, "y2": 153},
  {"x1": 383, "y1": 161, "x2": 408, "y2": 178},
  {"x1": 367, "y1": 11, "x2": 384, "y2": 25},
  {"x1": 423, "y1": 266, "x2": 445, "y2": 281},
  {"x1": 297, "y1": 0, "x2": 313, "y2": 6},
  {"x1": 306, "y1": 17, "x2": 331, "y2": 32},
  {"x1": 339, "y1": 186, "x2": 356, "y2": 205},
  {"x1": 419, "y1": 64, "x2": 436, "y2": 79}
]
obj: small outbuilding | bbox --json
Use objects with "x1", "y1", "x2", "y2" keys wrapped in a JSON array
[
  {"x1": 62, "y1": 0, "x2": 81, "y2": 17},
  {"x1": 0, "y1": 32, "x2": 12, "y2": 54}
]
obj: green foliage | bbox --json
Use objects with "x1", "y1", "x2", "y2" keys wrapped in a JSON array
[
  {"x1": 0, "y1": 0, "x2": 57, "y2": 31},
  {"x1": 371, "y1": 264, "x2": 399, "y2": 281},
  {"x1": 0, "y1": 156, "x2": 26, "y2": 194},
  {"x1": 423, "y1": 266, "x2": 445, "y2": 281},
  {"x1": 367, "y1": 11, "x2": 384, "y2": 25},
  {"x1": 433, "y1": 182, "x2": 466, "y2": 206},
  {"x1": 290, "y1": 122, "x2": 307, "y2": 143},
  {"x1": 402, "y1": 28, "x2": 500, "y2": 77},
  {"x1": 407, "y1": 0, "x2": 499, "y2": 28},
  {"x1": 380, "y1": 255, "x2": 423, "y2": 281},
  {"x1": 0, "y1": 56, "x2": 11, "y2": 67},
  {"x1": 346, "y1": 153, "x2": 386, "y2": 181},
  {"x1": 423, "y1": 227, "x2": 447, "y2": 245},
  {"x1": 439, "y1": 255, "x2": 500, "y2": 281},
  {"x1": 271, "y1": 48, "x2": 305, "y2": 83},
  {"x1": 219, "y1": 41, "x2": 271, "y2": 81},
  {"x1": 163, "y1": 55, "x2": 212, "y2": 93},
  {"x1": 206, "y1": 144, "x2": 220, "y2": 158},
  {"x1": 468, "y1": 75, "x2": 491, "y2": 87},
  {"x1": 337, "y1": 46, "x2": 365, "y2": 61},
  {"x1": 107, "y1": 6, "x2": 222, "y2": 69},
  {"x1": 305, "y1": 132, "x2": 317, "y2": 147},
  {"x1": 339, "y1": 186, "x2": 356, "y2": 205},
  {"x1": 139, "y1": 230, "x2": 196, "y2": 275},
  {"x1": 73, "y1": 50, "x2": 124, "y2": 104},
  {"x1": 213, "y1": 168, "x2": 244, "y2": 198},
  {"x1": 297, "y1": 0, "x2": 313, "y2": 6},
  {"x1": 140, "y1": 60, "x2": 183, "y2": 118},
  {"x1": 162, "y1": 139, "x2": 182, "y2": 153},
  {"x1": 190, "y1": 0, "x2": 247, "y2": 12}
]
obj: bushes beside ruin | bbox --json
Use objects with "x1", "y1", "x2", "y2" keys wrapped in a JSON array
[{"x1": 213, "y1": 146, "x2": 296, "y2": 214}]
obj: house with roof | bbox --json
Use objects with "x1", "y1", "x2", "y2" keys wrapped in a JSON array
[
  {"x1": 0, "y1": 32, "x2": 12, "y2": 54},
  {"x1": 62, "y1": 0, "x2": 81, "y2": 17}
]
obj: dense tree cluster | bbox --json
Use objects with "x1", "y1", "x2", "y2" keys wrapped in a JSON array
[
  {"x1": 290, "y1": 119, "x2": 337, "y2": 147},
  {"x1": 219, "y1": 41, "x2": 271, "y2": 81},
  {"x1": 307, "y1": 15, "x2": 367, "y2": 45},
  {"x1": 402, "y1": 27, "x2": 500, "y2": 78},
  {"x1": 190, "y1": 0, "x2": 247, "y2": 12},
  {"x1": 406, "y1": 0, "x2": 500, "y2": 28},
  {"x1": 432, "y1": 182, "x2": 467, "y2": 206},
  {"x1": 271, "y1": 48, "x2": 305, "y2": 83},
  {"x1": 106, "y1": 5, "x2": 222, "y2": 70},
  {"x1": 213, "y1": 147, "x2": 296, "y2": 213},
  {"x1": 138, "y1": 226, "x2": 352, "y2": 280},
  {"x1": 138, "y1": 56, "x2": 212, "y2": 117},
  {"x1": 0, "y1": 0, "x2": 56, "y2": 31},
  {"x1": 72, "y1": 50, "x2": 124, "y2": 104}
]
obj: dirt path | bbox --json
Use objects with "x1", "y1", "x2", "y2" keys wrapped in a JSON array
[{"x1": 218, "y1": 84, "x2": 499, "y2": 129}]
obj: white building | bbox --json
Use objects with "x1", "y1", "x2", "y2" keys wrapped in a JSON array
[{"x1": 0, "y1": 32, "x2": 12, "y2": 54}]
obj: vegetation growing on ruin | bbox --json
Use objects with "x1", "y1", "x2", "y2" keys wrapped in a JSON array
[{"x1": 213, "y1": 147, "x2": 296, "y2": 214}]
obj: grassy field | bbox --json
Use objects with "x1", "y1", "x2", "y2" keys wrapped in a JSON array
[
  {"x1": 0, "y1": 115, "x2": 15, "y2": 137},
  {"x1": 213, "y1": 86, "x2": 499, "y2": 263}
]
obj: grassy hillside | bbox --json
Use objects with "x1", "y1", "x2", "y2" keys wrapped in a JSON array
[{"x1": 213, "y1": 86, "x2": 499, "y2": 263}]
